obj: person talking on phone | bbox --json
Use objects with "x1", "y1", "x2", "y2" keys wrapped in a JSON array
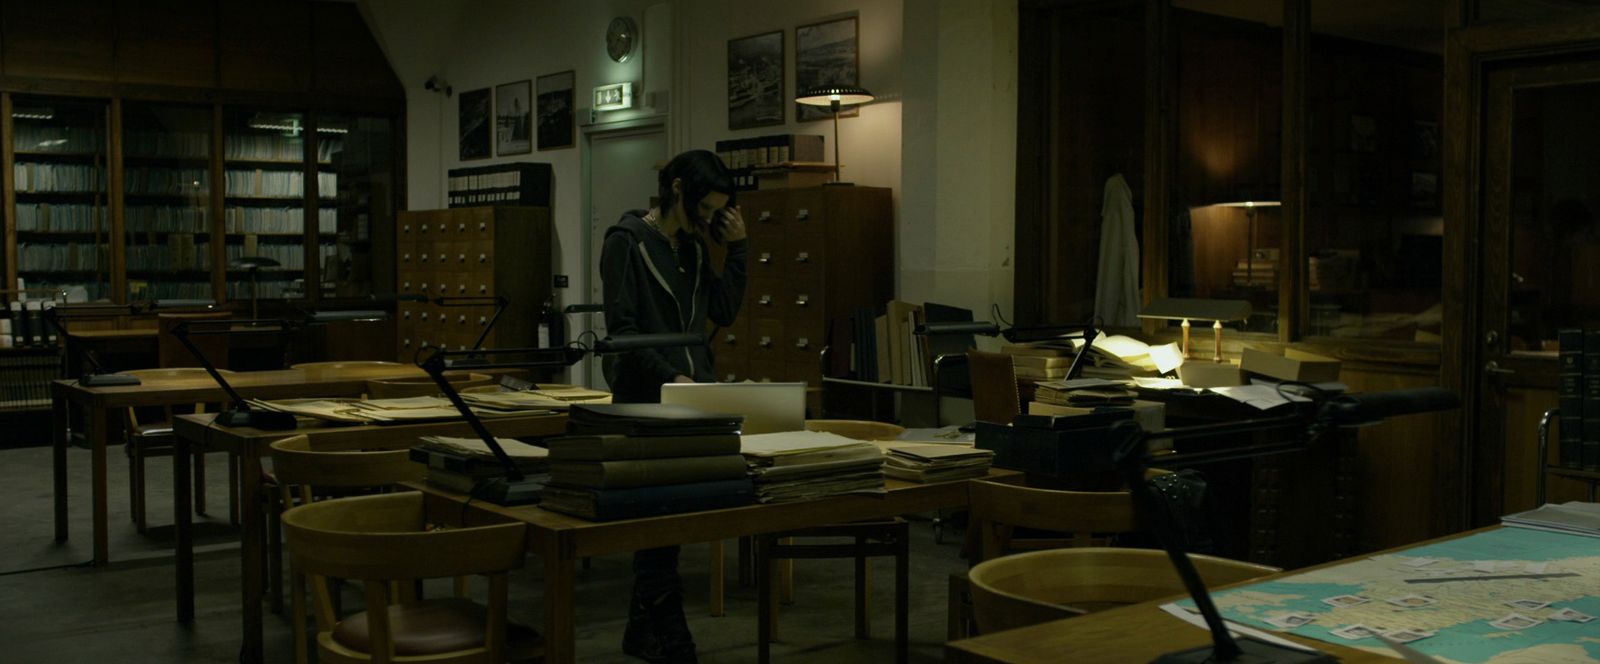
[{"x1": 599, "y1": 149, "x2": 746, "y2": 663}]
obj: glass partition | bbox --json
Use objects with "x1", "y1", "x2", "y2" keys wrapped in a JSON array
[
  {"x1": 13, "y1": 96, "x2": 110, "y2": 301},
  {"x1": 122, "y1": 103, "x2": 212, "y2": 302},
  {"x1": 315, "y1": 113, "x2": 395, "y2": 299},
  {"x1": 222, "y1": 108, "x2": 316, "y2": 302}
]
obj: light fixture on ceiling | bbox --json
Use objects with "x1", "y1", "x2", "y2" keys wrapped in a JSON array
[{"x1": 13, "y1": 107, "x2": 55, "y2": 121}]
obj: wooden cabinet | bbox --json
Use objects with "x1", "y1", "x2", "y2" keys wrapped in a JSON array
[
  {"x1": 712, "y1": 186, "x2": 893, "y2": 412},
  {"x1": 395, "y1": 206, "x2": 550, "y2": 360}
]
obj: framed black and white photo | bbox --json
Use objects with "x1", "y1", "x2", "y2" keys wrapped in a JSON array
[
  {"x1": 458, "y1": 87, "x2": 491, "y2": 160},
  {"x1": 795, "y1": 16, "x2": 859, "y2": 122},
  {"x1": 536, "y1": 70, "x2": 575, "y2": 151},
  {"x1": 495, "y1": 80, "x2": 532, "y2": 156},
  {"x1": 728, "y1": 30, "x2": 785, "y2": 130}
]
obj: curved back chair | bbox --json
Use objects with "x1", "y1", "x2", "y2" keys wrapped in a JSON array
[
  {"x1": 968, "y1": 547, "x2": 1278, "y2": 635},
  {"x1": 281, "y1": 492, "x2": 538, "y2": 664}
]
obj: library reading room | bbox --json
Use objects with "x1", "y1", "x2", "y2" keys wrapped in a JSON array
[{"x1": 6, "y1": 1, "x2": 1600, "y2": 663}]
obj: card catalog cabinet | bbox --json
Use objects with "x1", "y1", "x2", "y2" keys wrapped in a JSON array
[
  {"x1": 711, "y1": 186, "x2": 893, "y2": 409},
  {"x1": 395, "y1": 206, "x2": 551, "y2": 360}
]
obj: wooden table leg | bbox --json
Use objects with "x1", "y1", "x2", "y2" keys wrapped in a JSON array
[
  {"x1": 239, "y1": 450, "x2": 265, "y2": 663},
  {"x1": 709, "y1": 540, "x2": 725, "y2": 617},
  {"x1": 52, "y1": 392, "x2": 69, "y2": 543},
  {"x1": 175, "y1": 430, "x2": 194, "y2": 623},
  {"x1": 86, "y1": 406, "x2": 110, "y2": 566},
  {"x1": 543, "y1": 539, "x2": 576, "y2": 664}
]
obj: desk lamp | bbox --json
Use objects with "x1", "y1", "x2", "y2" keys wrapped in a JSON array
[
  {"x1": 917, "y1": 319, "x2": 1101, "y2": 381},
  {"x1": 42, "y1": 303, "x2": 144, "y2": 386},
  {"x1": 169, "y1": 317, "x2": 300, "y2": 429},
  {"x1": 1205, "y1": 200, "x2": 1281, "y2": 289},
  {"x1": 795, "y1": 84, "x2": 874, "y2": 185},
  {"x1": 1137, "y1": 298, "x2": 1251, "y2": 362},
  {"x1": 416, "y1": 332, "x2": 704, "y2": 505},
  {"x1": 1097, "y1": 386, "x2": 1460, "y2": 663},
  {"x1": 228, "y1": 256, "x2": 280, "y2": 319}
]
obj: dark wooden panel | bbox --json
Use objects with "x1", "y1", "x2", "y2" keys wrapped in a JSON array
[
  {"x1": 218, "y1": 0, "x2": 311, "y2": 94},
  {"x1": 114, "y1": 0, "x2": 216, "y2": 87},
  {"x1": 2, "y1": 0, "x2": 115, "y2": 81},
  {"x1": 311, "y1": 1, "x2": 402, "y2": 101}
]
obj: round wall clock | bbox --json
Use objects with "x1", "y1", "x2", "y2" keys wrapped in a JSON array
[{"x1": 607, "y1": 16, "x2": 637, "y2": 63}]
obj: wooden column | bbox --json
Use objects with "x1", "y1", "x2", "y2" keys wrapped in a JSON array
[
  {"x1": 109, "y1": 98, "x2": 127, "y2": 303},
  {"x1": 1141, "y1": 0, "x2": 1173, "y2": 335},
  {"x1": 1279, "y1": 0, "x2": 1309, "y2": 342},
  {"x1": 210, "y1": 104, "x2": 226, "y2": 303}
]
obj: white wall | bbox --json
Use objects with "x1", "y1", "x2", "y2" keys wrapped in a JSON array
[{"x1": 363, "y1": 0, "x2": 1017, "y2": 326}]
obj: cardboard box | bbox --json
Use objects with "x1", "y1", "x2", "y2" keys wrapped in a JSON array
[
  {"x1": 1240, "y1": 347, "x2": 1342, "y2": 383},
  {"x1": 1177, "y1": 359, "x2": 1244, "y2": 388}
]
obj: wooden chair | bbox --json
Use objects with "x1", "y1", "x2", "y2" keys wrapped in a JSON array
[
  {"x1": 967, "y1": 547, "x2": 1278, "y2": 634},
  {"x1": 120, "y1": 367, "x2": 239, "y2": 532},
  {"x1": 281, "y1": 491, "x2": 541, "y2": 664},
  {"x1": 266, "y1": 435, "x2": 427, "y2": 618},
  {"x1": 751, "y1": 419, "x2": 910, "y2": 664}
]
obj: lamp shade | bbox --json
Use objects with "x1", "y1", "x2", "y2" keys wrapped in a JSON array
[
  {"x1": 1210, "y1": 200, "x2": 1281, "y2": 209},
  {"x1": 795, "y1": 84, "x2": 875, "y2": 107}
]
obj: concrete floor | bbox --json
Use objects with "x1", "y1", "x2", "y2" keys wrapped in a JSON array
[{"x1": 1, "y1": 443, "x2": 972, "y2": 663}]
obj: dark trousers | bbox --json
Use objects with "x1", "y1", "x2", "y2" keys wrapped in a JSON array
[{"x1": 627, "y1": 545, "x2": 697, "y2": 661}]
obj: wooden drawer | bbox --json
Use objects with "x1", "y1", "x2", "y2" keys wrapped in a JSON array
[
  {"x1": 785, "y1": 279, "x2": 821, "y2": 321},
  {"x1": 749, "y1": 318, "x2": 786, "y2": 364},
  {"x1": 785, "y1": 233, "x2": 826, "y2": 282},
  {"x1": 789, "y1": 200, "x2": 823, "y2": 236},
  {"x1": 741, "y1": 191, "x2": 788, "y2": 239},
  {"x1": 748, "y1": 359, "x2": 784, "y2": 383},
  {"x1": 715, "y1": 347, "x2": 748, "y2": 383},
  {"x1": 711, "y1": 315, "x2": 749, "y2": 355},
  {"x1": 747, "y1": 233, "x2": 786, "y2": 280},
  {"x1": 746, "y1": 277, "x2": 785, "y2": 319},
  {"x1": 784, "y1": 318, "x2": 825, "y2": 364}
]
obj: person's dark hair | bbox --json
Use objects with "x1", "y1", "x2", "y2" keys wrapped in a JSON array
[{"x1": 658, "y1": 149, "x2": 735, "y2": 218}]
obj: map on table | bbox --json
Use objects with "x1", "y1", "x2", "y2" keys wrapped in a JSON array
[{"x1": 1173, "y1": 528, "x2": 1600, "y2": 663}]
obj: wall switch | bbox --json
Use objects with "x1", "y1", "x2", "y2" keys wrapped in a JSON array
[{"x1": 553, "y1": 274, "x2": 569, "y2": 288}]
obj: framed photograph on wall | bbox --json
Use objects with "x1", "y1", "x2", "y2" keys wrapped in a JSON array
[
  {"x1": 795, "y1": 16, "x2": 859, "y2": 122},
  {"x1": 537, "y1": 70, "x2": 576, "y2": 151},
  {"x1": 728, "y1": 30, "x2": 785, "y2": 130},
  {"x1": 495, "y1": 80, "x2": 532, "y2": 156},
  {"x1": 458, "y1": 87, "x2": 491, "y2": 160}
]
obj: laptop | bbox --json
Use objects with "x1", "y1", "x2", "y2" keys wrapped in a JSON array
[{"x1": 658, "y1": 382, "x2": 806, "y2": 435}]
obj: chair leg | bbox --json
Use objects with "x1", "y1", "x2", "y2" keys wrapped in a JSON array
[
  {"x1": 193, "y1": 448, "x2": 208, "y2": 516},
  {"x1": 268, "y1": 495, "x2": 284, "y2": 615},
  {"x1": 855, "y1": 537, "x2": 870, "y2": 639},
  {"x1": 709, "y1": 540, "x2": 725, "y2": 617},
  {"x1": 757, "y1": 537, "x2": 774, "y2": 664},
  {"x1": 290, "y1": 563, "x2": 308, "y2": 664},
  {"x1": 895, "y1": 529, "x2": 910, "y2": 664},
  {"x1": 131, "y1": 448, "x2": 147, "y2": 533}
]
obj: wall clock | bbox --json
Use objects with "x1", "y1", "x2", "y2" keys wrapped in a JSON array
[{"x1": 607, "y1": 16, "x2": 637, "y2": 63}]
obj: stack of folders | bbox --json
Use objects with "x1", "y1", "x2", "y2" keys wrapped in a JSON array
[
  {"x1": 1502, "y1": 501, "x2": 1600, "y2": 538},
  {"x1": 880, "y1": 443, "x2": 994, "y2": 483},
  {"x1": 411, "y1": 435, "x2": 550, "y2": 494},
  {"x1": 539, "y1": 404, "x2": 754, "y2": 521},
  {"x1": 740, "y1": 431, "x2": 886, "y2": 503}
]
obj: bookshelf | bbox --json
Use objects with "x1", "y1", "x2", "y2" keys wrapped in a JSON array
[
  {"x1": 317, "y1": 113, "x2": 397, "y2": 299},
  {"x1": 221, "y1": 110, "x2": 337, "y2": 301},
  {"x1": 11, "y1": 97, "x2": 111, "y2": 301},
  {"x1": 122, "y1": 103, "x2": 213, "y2": 302}
]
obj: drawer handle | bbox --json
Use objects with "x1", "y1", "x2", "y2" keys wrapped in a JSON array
[
  {"x1": 420, "y1": 339, "x2": 431, "y2": 348},
  {"x1": 478, "y1": 222, "x2": 488, "y2": 232},
  {"x1": 795, "y1": 337, "x2": 810, "y2": 349},
  {"x1": 478, "y1": 253, "x2": 488, "y2": 263},
  {"x1": 420, "y1": 253, "x2": 430, "y2": 263},
  {"x1": 794, "y1": 294, "x2": 809, "y2": 306},
  {"x1": 795, "y1": 209, "x2": 809, "y2": 220},
  {"x1": 759, "y1": 336, "x2": 773, "y2": 348},
  {"x1": 457, "y1": 223, "x2": 466, "y2": 232},
  {"x1": 420, "y1": 224, "x2": 430, "y2": 233},
  {"x1": 458, "y1": 253, "x2": 467, "y2": 263},
  {"x1": 795, "y1": 251, "x2": 810, "y2": 263},
  {"x1": 478, "y1": 316, "x2": 489, "y2": 326},
  {"x1": 402, "y1": 338, "x2": 411, "y2": 348},
  {"x1": 401, "y1": 225, "x2": 411, "y2": 234},
  {"x1": 725, "y1": 334, "x2": 738, "y2": 344},
  {"x1": 725, "y1": 373, "x2": 737, "y2": 382},
  {"x1": 758, "y1": 294, "x2": 772, "y2": 306},
  {"x1": 758, "y1": 252, "x2": 772, "y2": 264},
  {"x1": 478, "y1": 285, "x2": 488, "y2": 294},
  {"x1": 402, "y1": 311, "x2": 411, "y2": 320},
  {"x1": 457, "y1": 315, "x2": 467, "y2": 324},
  {"x1": 758, "y1": 210, "x2": 773, "y2": 222},
  {"x1": 420, "y1": 312, "x2": 430, "y2": 321},
  {"x1": 419, "y1": 283, "x2": 430, "y2": 293},
  {"x1": 458, "y1": 284, "x2": 467, "y2": 294},
  {"x1": 402, "y1": 281, "x2": 411, "y2": 290},
  {"x1": 402, "y1": 253, "x2": 411, "y2": 262}
]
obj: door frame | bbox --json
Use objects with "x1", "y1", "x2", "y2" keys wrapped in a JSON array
[
  {"x1": 578, "y1": 114, "x2": 668, "y2": 387},
  {"x1": 1443, "y1": 10, "x2": 1600, "y2": 528}
]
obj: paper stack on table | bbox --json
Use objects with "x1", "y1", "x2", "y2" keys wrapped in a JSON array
[
  {"x1": 412, "y1": 434, "x2": 550, "y2": 493},
  {"x1": 741, "y1": 430, "x2": 885, "y2": 503},
  {"x1": 1502, "y1": 501, "x2": 1600, "y2": 538},
  {"x1": 879, "y1": 443, "x2": 994, "y2": 483}
]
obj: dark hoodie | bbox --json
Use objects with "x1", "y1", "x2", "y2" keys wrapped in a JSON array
[{"x1": 600, "y1": 209, "x2": 748, "y2": 403}]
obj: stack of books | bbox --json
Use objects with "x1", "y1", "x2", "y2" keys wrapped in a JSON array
[
  {"x1": 538, "y1": 404, "x2": 754, "y2": 521},
  {"x1": 880, "y1": 443, "x2": 993, "y2": 483},
  {"x1": 741, "y1": 430, "x2": 886, "y2": 503},
  {"x1": 1231, "y1": 258, "x2": 1278, "y2": 288},
  {"x1": 411, "y1": 435, "x2": 549, "y2": 493}
]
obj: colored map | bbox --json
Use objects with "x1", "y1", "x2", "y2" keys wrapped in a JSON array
[{"x1": 1176, "y1": 528, "x2": 1600, "y2": 663}]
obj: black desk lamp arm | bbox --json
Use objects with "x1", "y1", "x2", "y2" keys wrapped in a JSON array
[
  {"x1": 470, "y1": 296, "x2": 509, "y2": 351},
  {"x1": 418, "y1": 348, "x2": 525, "y2": 482},
  {"x1": 169, "y1": 321, "x2": 252, "y2": 413}
]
